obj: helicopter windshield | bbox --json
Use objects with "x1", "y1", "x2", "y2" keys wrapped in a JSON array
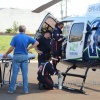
[{"x1": 69, "y1": 23, "x2": 84, "y2": 42}]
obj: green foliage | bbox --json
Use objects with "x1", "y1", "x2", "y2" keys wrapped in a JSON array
[
  {"x1": 0, "y1": 36, "x2": 12, "y2": 53},
  {"x1": 12, "y1": 21, "x2": 19, "y2": 34},
  {"x1": 6, "y1": 28, "x2": 13, "y2": 34},
  {"x1": 5, "y1": 21, "x2": 19, "y2": 34}
]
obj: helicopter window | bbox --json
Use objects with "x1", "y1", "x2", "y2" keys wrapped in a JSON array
[
  {"x1": 62, "y1": 22, "x2": 72, "y2": 37},
  {"x1": 40, "y1": 22, "x2": 53, "y2": 35},
  {"x1": 40, "y1": 17, "x2": 56, "y2": 36},
  {"x1": 35, "y1": 17, "x2": 57, "y2": 39},
  {"x1": 69, "y1": 23, "x2": 84, "y2": 42},
  {"x1": 45, "y1": 17, "x2": 56, "y2": 28}
]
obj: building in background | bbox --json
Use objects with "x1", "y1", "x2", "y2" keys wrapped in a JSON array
[
  {"x1": 0, "y1": 8, "x2": 49, "y2": 34},
  {"x1": 0, "y1": 0, "x2": 62, "y2": 34}
]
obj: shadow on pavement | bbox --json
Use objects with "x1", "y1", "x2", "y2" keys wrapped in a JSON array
[{"x1": 0, "y1": 82, "x2": 51, "y2": 94}]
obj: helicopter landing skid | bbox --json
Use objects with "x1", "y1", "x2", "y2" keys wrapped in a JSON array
[{"x1": 61, "y1": 65, "x2": 90, "y2": 94}]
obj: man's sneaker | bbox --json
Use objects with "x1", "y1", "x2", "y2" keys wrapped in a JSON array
[
  {"x1": 22, "y1": 91, "x2": 29, "y2": 94},
  {"x1": 8, "y1": 91, "x2": 14, "y2": 94}
]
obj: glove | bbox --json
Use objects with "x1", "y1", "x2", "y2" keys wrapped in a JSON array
[{"x1": 55, "y1": 69, "x2": 60, "y2": 75}]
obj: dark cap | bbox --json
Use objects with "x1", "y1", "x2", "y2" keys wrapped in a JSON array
[
  {"x1": 45, "y1": 30, "x2": 52, "y2": 35},
  {"x1": 55, "y1": 22, "x2": 64, "y2": 27}
]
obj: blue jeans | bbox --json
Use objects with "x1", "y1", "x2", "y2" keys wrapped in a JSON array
[{"x1": 9, "y1": 54, "x2": 28, "y2": 92}]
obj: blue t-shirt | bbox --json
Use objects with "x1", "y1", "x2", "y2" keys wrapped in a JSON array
[{"x1": 10, "y1": 33, "x2": 36, "y2": 55}]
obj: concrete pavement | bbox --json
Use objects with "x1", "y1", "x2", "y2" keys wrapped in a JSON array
[{"x1": 0, "y1": 61, "x2": 100, "y2": 100}]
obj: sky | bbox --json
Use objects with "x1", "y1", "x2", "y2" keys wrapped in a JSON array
[{"x1": 0, "y1": 0, "x2": 100, "y2": 18}]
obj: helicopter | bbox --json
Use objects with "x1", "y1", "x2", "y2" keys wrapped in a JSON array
[{"x1": 34, "y1": 3, "x2": 100, "y2": 93}]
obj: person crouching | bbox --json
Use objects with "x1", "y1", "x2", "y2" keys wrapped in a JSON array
[{"x1": 37, "y1": 53, "x2": 57, "y2": 90}]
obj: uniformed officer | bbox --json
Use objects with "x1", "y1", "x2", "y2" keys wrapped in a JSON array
[
  {"x1": 36, "y1": 30, "x2": 52, "y2": 66},
  {"x1": 37, "y1": 53, "x2": 57, "y2": 90},
  {"x1": 51, "y1": 22, "x2": 65, "y2": 70}
]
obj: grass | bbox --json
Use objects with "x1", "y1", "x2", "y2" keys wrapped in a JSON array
[{"x1": 0, "y1": 35, "x2": 38, "y2": 59}]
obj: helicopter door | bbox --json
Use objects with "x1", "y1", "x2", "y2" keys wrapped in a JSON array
[
  {"x1": 34, "y1": 13, "x2": 58, "y2": 39},
  {"x1": 65, "y1": 22, "x2": 86, "y2": 60}
]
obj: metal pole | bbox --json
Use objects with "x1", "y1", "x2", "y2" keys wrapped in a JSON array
[
  {"x1": 66, "y1": 0, "x2": 67, "y2": 17},
  {"x1": 61, "y1": 0, "x2": 63, "y2": 19}
]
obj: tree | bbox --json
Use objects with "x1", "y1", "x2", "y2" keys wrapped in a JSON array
[
  {"x1": 12, "y1": 21, "x2": 19, "y2": 34},
  {"x1": 5, "y1": 21, "x2": 19, "y2": 34}
]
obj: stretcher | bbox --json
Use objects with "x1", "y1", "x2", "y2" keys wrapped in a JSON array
[{"x1": 0, "y1": 53, "x2": 36, "y2": 87}]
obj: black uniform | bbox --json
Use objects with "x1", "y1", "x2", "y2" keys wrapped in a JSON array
[
  {"x1": 37, "y1": 61, "x2": 55, "y2": 89},
  {"x1": 51, "y1": 27, "x2": 65, "y2": 70},
  {"x1": 37, "y1": 36, "x2": 51, "y2": 66}
]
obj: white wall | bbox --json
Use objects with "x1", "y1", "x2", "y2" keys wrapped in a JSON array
[{"x1": 0, "y1": 8, "x2": 48, "y2": 34}]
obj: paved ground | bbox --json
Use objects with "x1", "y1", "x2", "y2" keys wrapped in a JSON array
[{"x1": 0, "y1": 61, "x2": 100, "y2": 100}]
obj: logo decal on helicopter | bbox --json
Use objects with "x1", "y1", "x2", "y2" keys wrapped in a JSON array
[
  {"x1": 84, "y1": 18, "x2": 100, "y2": 59},
  {"x1": 69, "y1": 43, "x2": 78, "y2": 56},
  {"x1": 88, "y1": 5, "x2": 100, "y2": 13},
  {"x1": 70, "y1": 43, "x2": 78, "y2": 51}
]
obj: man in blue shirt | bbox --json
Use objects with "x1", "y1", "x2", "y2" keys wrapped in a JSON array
[{"x1": 3, "y1": 25, "x2": 39, "y2": 94}]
